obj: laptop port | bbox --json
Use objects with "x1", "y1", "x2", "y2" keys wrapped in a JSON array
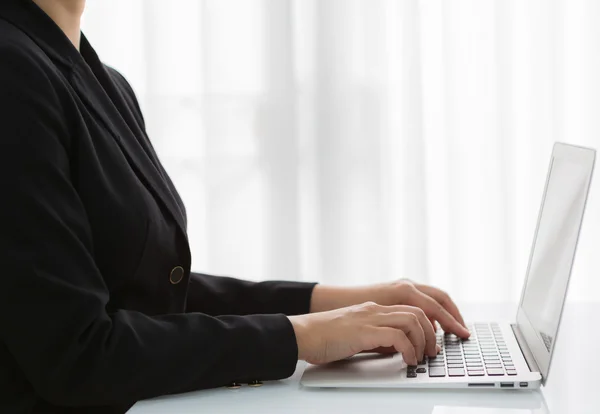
[
  {"x1": 468, "y1": 383, "x2": 495, "y2": 387},
  {"x1": 500, "y1": 383, "x2": 514, "y2": 388},
  {"x1": 520, "y1": 382, "x2": 528, "y2": 387}
]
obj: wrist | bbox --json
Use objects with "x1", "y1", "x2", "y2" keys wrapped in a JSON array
[
  {"x1": 309, "y1": 283, "x2": 396, "y2": 313},
  {"x1": 288, "y1": 315, "x2": 310, "y2": 361}
]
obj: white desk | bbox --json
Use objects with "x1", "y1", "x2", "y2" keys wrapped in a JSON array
[{"x1": 128, "y1": 303, "x2": 599, "y2": 414}]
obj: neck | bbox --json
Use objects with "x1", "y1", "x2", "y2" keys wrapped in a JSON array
[{"x1": 32, "y1": 0, "x2": 85, "y2": 50}]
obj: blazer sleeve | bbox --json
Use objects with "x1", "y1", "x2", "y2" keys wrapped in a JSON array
[
  {"x1": 0, "y1": 45, "x2": 298, "y2": 406},
  {"x1": 186, "y1": 273, "x2": 318, "y2": 316}
]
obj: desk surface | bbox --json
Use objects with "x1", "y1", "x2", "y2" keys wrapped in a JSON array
[{"x1": 128, "y1": 302, "x2": 598, "y2": 414}]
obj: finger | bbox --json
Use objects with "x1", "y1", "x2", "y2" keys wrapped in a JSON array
[
  {"x1": 414, "y1": 284, "x2": 467, "y2": 328},
  {"x1": 410, "y1": 290, "x2": 470, "y2": 338},
  {"x1": 429, "y1": 318, "x2": 438, "y2": 332},
  {"x1": 409, "y1": 308, "x2": 437, "y2": 357},
  {"x1": 375, "y1": 305, "x2": 437, "y2": 358},
  {"x1": 375, "y1": 327, "x2": 417, "y2": 365},
  {"x1": 374, "y1": 312, "x2": 425, "y2": 361}
]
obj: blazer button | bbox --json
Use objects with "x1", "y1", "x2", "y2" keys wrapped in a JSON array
[
  {"x1": 169, "y1": 266, "x2": 185, "y2": 284},
  {"x1": 248, "y1": 380, "x2": 263, "y2": 387}
]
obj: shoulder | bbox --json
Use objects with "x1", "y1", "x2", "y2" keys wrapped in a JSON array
[
  {"x1": 0, "y1": 19, "x2": 64, "y2": 76},
  {"x1": 0, "y1": 20, "x2": 68, "y2": 104},
  {"x1": 0, "y1": 20, "x2": 72, "y2": 150}
]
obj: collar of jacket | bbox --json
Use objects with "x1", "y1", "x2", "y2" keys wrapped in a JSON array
[{"x1": 0, "y1": 0, "x2": 84, "y2": 71}]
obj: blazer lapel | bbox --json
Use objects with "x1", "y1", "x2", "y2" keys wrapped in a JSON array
[{"x1": 71, "y1": 62, "x2": 188, "y2": 239}]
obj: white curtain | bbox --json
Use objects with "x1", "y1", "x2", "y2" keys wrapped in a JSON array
[{"x1": 81, "y1": 0, "x2": 600, "y2": 303}]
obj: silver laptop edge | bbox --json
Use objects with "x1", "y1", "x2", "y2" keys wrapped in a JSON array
[{"x1": 513, "y1": 142, "x2": 596, "y2": 385}]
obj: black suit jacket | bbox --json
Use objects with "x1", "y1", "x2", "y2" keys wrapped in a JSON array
[{"x1": 0, "y1": 1, "x2": 316, "y2": 413}]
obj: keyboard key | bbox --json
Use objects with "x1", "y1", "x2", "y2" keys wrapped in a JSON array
[
  {"x1": 468, "y1": 371, "x2": 485, "y2": 376},
  {"x1": 407, "y1": 365, "x2": 417, "y2": 370},
  {"x1": 418, "y1": 360, "x2": 426, "y2": 365},
  {"x1": 486, "y1": 369, "x2": 505, "y2": 376},
  {"x1": 447, "y1": 355, "x2": 463, "y2": 360},
  {"x1": 407, "y1": 371, "x2": 417, "y2": 378},
  {"x1": 416, "y1": 368, "x2": 426, "y2": 373},
  {"x1": 506, "y1": 370, "x2": 517, "y2": 376},
  {"x1": 448, "y1": 368, "x2": 465, "y2": 377},
  {"x1": 485, "y1": 363, "x2": 503, "y2": 368},
  {"x1": 448, "y1": 363, "x2": 464, "y2": 368},
  {"x1": 429, "y1": 367, "x2": 446, "y2": 377},
  {"x1": 446, "y1": 351, "x2": 463, "y2": 356}
]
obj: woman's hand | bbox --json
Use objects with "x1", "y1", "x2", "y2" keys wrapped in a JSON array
[
  {"x1": 288, "y1": 302, "x2": 440, "y2": 365},
  {"x1": 309, "y1": 280, "x2": 470, "y2": 338}
]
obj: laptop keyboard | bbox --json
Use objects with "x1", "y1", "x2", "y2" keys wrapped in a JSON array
[{"x1": 406, "y1": 323, "x2": 517, "y2": 378}]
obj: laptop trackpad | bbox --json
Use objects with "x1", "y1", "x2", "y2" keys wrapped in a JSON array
[{"x1": 302, "y1": 353, "x2": 407, "y2": 385}]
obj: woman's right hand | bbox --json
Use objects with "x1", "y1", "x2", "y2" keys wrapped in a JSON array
[{"x1": 288, "y1": 302, "x2": 440, "y2": 366}]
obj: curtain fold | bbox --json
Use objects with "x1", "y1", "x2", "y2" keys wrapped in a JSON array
[{"x1": 82, "y1": 0, "x2": 600, "y2": 303}]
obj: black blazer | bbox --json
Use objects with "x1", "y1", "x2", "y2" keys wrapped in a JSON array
[{"x1": 0, "y1": 1, "x2": 316, "y2": 413}]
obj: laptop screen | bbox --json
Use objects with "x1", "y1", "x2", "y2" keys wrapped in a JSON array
[{"x1": 517, "y1": 143, "x2": 595, "y2": 381}]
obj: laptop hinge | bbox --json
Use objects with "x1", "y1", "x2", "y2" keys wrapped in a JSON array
[{"x1": 511, "y1": 323, "x2": 541, "y2": 376}]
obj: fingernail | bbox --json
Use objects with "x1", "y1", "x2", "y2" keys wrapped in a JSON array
[{"x1": 436, "y1": 345, "x2": 441, "y2": 353}]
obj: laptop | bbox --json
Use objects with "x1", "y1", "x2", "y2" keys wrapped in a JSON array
[{"x1": 301, "y1": 142, "x2": 595, "y2": 390}]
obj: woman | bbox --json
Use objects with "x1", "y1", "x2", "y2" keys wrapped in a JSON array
[{"x1": 0, "y1": 1, "x2": 470, "y2": 413}]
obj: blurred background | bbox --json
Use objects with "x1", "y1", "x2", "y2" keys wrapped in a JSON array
[{"x1": 81, "y1": 0, "x2": 600, "y2": 304}]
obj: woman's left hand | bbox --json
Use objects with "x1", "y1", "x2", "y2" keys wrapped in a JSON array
[{"x1": 309, "y1": 280, "x2": 470, "y2": 338}]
